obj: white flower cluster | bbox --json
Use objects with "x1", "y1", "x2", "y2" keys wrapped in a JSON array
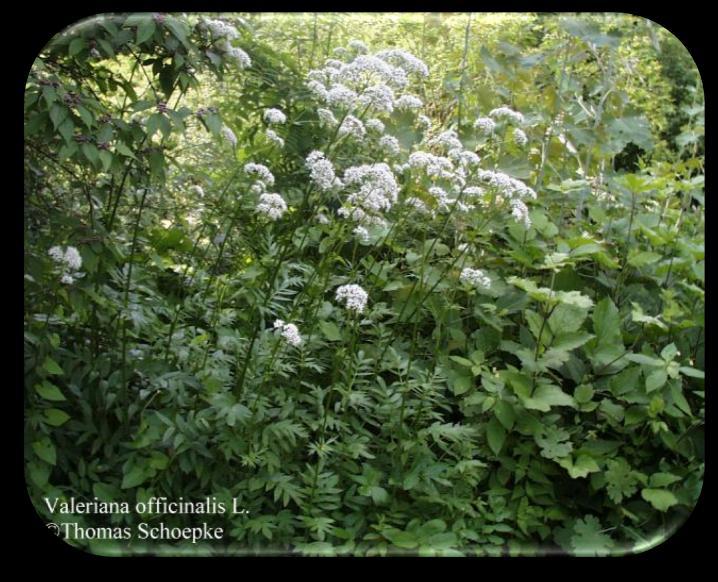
[
  {"x1": 338, "y1": 115, "x2": 366, "y2": 140},
  {"x1": 317, "y1": 108, "x2": 338, "y2": 127},
  {"x1": 474, "y1": 116, "x2": 496, "y2": 134},
  {"x1": 263, "y1": 108, "x2": 287, "y2": 125},
  {"x1": 223, "y1": 44, "x2": 252, "y2": 69},
  {"x1": 510, "y1": 199, "x2": 531, "y2": 228},
  {"x1": 189, "y1": 184, "x2": 205, "y2": 197},
  {"x1": 513, "y1": 128, "x2": 528, "y2": 146},
  {"x1": 348, "y1": 39, "x2": 369, "y2": 54},
  {"x1": 357, "y1": 83, "x2": 395, "y2": 113},
  {"x1": 202, "y1": 18, "x2": 239, "y2": 40},
  {"x1": 273, "y1": 319, "x2": 302, "y2": 346},
  {"x1": 428, "y1": 129, "x2": 463, "y2": 152},
  {"x1": 221, "y1": 125, "x2": 237, "y2": 146},
  {"x1": 478, "y1": 170, "x2": 536, "y2": 201},
  {"x1": 48, "y1": 245, "x2": 83, "y2": 284},
  {"x1": 339, "y1": 163, "x2": 399, "y2": 226},
  {"x1": 305, "y1": 46, "x2": 429, "y2": 117},
  {"x1": 305, "y1": 151, "x2": 337, "y2": 191},
  {"x1": 200, "y1": 18, "x2": 251, "y2": 69},
  {"x1": 395, "y1": 94, "x2": 423, "y2": 111},
  {"x1": 244, "y1": 162, "x2": 275, "y2": 191},
  {"x1": 256, "y1": 193, "x2": 287, "y2": 220},
  {"x1": 365, "y1": 118, "x2": 385, "y2": 134},
  {"x1": 335, "y1": 284, "x2": 368, "y2": 313},
  {"x1": 489, "y1": 106, "x2": 524, "y2": 125},
  {"x1": 353, "y1": 225, "x2": 370, "y2": 243},
  {"x1": 378, "y1": 135, "x2": 400, "y2": 156},
  {"x1": 460, "y1": 267, "x2": 491, "y2": 289},
  {"x1": 416, "y1": 114, "x2": 432, "y2": 131},
  {"x1": 265, "y1": 129, "x2": 284, "y2": 148}
]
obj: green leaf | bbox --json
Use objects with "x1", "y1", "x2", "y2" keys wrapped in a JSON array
[
  {"x1": 523, "y1": 384, "x2": 575, "y2": 412},
  {"x1": 649, "y1": 473, "x2": 681, "y2": 488},
  {"x1": 486, "y1": 417, "x2": 507, "y2": 455},
  {"x1": 32, "y1": 438, "x2": 56, "y2": 465},
  {"x1": 645, "y1": 369, "x2": 668, "y2": 393},
  {"x1": 559, "y1": 454, "x2": 600, "y2": 479},
  {"x1": 552, "y1": 331, "x2": 594, "y2": 351},
  {"x1": 44, "y1": 408, "x2": 70, "y2": 427},
  {"x1": 121, "y1": 466, "x2": 148, "y2": 489},
  {"x1": 35, "y1": 381, "x2": 66, "y2": 401},
  {"x1": 679, "y1": 366, "x2": 704, "y2": 379},
  {"x1": 136, "y1": 19, "x2": 156, "y2": 44},
  {"x1": 641, "y1": 488, "x2": 678, "y2": 512},
  {"x1": 68, "y1": 37, "x2": 86, "y2": 57},
  {"x1": 319, "y1": 321, "x2": 342, "y2": 342},
  {"x1": 493, "y1": 400, "x2": 515, "y2": 431},
  {"x1": 626, "y1": 353, "x2": 664, "y2": 367},
  {"x1": 570, "y1": 515, "x2": 615, "y2": 556},
  {"x1": 43, "y1": 357, "x2": 64, "y2": 376},
  {"x1": 76, "y1": 105, "x2": 94, "y2": 128}
]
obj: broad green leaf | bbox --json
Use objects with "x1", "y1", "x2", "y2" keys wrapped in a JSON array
[
  {"x1": 486, "y1": 417, "x2": 506, "y2": 455},
  {"x1": 641, "y1": 488, "x2": 678, "y2": 512},
  {"x1": 32, "y1": 438, "x2": 56, "y2": 465},
  {"x1": 523, "y1": 384, "x2": 575, "y2": 412},
  {"x1": 44, "y1": 408, "x2": 70, "y2": 427},
  {"x1": 35, "y1": 381, "x2": 66, "y2": 401},
  {"x1": 43, "y1": 357, "x2": 64, "y2": 376}
]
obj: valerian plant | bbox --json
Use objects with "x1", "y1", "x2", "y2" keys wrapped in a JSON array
[{"x1": 25, "y1": 13, "x2": 703, "y2": 557}]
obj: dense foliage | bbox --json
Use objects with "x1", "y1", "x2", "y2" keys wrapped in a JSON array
[{"x1": 24, "y1": 13, "x2": 704, "y2": 556}]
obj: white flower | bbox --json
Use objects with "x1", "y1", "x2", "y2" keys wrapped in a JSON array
[
  {"x1": 513, "y1": 128, "x2": 528, "y2": 146},
  {"x1": 317, "y1": 108, "x2": 338, "y2": 127},
  {"x1": 265, "y1": 129, "x2": 285, "y2": 147},
  {"x1": 357, "y1": 83, "x2": 395, "y2": 113},
  {"x1": 49, "y1": 245, "x2": 83, "y2": 284},
  {"x1": 365, "y1": 118, "x2": 385, "y2": 134},
  {"x1": 221, "y1": 125, "x2": 237, "y2": 146},
  {"x1": 405, "y1": 196, "x2": 430, "y2": 214},
  {"x1": 375, "y1": 48, "x2": 429, "y2": 78},
  {"x1": 263, "y1": 108, "x2": 287, "y2": 124},
  {"x1": 306, "y1": 151, "x2": 336, "y2": 191},
  {"x1": 474, "y1": 116, "x2": 496, "y2": 134},
  {"x1": 190, "y1": 184, "x2": 205, "y2": 197},
  {"x1": 273, "y1": 319, "x2": 302, "y2": 346},
  {"x1": 244, "y1": 163, "x2": 275, "y2": 187},
  {"x1": 378, "y1": 135, "x2": 400, "y2": 156},
  {"x1": 395, "y1": 94, "x2": 423, "y2": 110},
  {"x1": 353, "y1": 225, "x2": 370, "y2": 243},
  {"x1": 338, "y1": 115, "x2": 366, "y2": 140},
  {"x1": 256, "y1": 193, "x2": 287, "y2": 220},
  {"x1": 203, "y1": 18, "x2": 239, "y2": 40},
  {"x1": 460, "y1": 267, "x2": 491, "y2": 289},
  {"x1": 48, "y1": 246, "x2": 64, "y2": 263},
  {"x1": 224, "y1": 46, "x2": 251, "y2": 69},
  {"x1": 489, "y1": 106, "x2": 524, "y2": 125},
  {"x1": 327, "y1": 84, "x2": 358, "y2": 109},
  {"x1": 316, "y1": 212, "x2": 331, "y2": 225},
  {"x1": 342, "y1": 163, "x2": 399, "y2": 222},
  {"x1": 348, "y1": 39, "x2": 369, "y2": 54},
  {"x1": 510, "y1": 199, "x2": 531, "y2": 228},
  {"x1": 63, "y1": 246, "x2": 82, "y2": 270},
  {"x1": 335, "y1": 284, "x2": 368, "y2": 313},
  {"x1": 416, "y1": 114, "x2": 432, "y2": 130},
  {"x1": 429, "y1": 129, "x2": 463, "y2": 152}
]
